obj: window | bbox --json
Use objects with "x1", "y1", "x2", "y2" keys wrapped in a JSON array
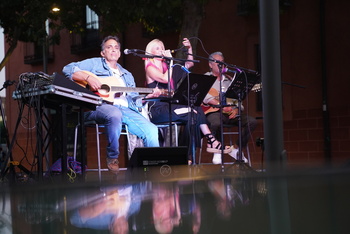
[
  {"x1": 86, "y1": 6, "x2": 99, "y2": 30},
  {"x1": 70, "y1": 6, "x2": 100, "y2": 54}
]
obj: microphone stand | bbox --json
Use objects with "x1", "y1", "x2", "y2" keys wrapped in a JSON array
[
  {"x1": 225, "y1": 70, "x2": 261, "y2": 165},
  {"x1": 217, "y1": 64, "x2": 225, "y2": 169},
  {"x1": 186, "y1": 52, "x2": 258, "y2": 167},
  {"x1": 174, "y1": 52, "x2": 226, "y2": 167},
  {"x1": 129, "y1": 52, "x2": 198, "y2": 149}
]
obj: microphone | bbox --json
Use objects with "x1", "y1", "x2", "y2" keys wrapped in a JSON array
[
  {"x1": 222, "y1": 67, "x2": 242, "y2": 73},
  {"x1": 124, "y1": 49, "x2": 142, "y2": 55},
  {"x1": 172, "y1": 64, "x2": 191, "y2": 73},
  {"x1": 170, "y1": 47, "x2": 189, "y2": 53},
  {"x1": 181, "y1": 66, "x2": 190, "y2": 73}
]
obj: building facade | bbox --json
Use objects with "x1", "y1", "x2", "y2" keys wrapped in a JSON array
[{"x1": 2, "y1": 0, "x2": 350, "y2": 171}]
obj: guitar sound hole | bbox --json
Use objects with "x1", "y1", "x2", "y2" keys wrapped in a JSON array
[{"x1": 99, "y1": 84, "x2": 110, "y2": 95}]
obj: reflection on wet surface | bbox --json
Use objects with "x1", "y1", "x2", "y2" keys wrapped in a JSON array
[{"x1": 1, "y1": 163, "x2": 350, "y2": 234}]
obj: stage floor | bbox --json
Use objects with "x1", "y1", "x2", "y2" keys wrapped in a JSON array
[{"x1": 1, "y1": 162, "x2": 350, "y2": 234}]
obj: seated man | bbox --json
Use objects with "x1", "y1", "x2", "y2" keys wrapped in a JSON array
[
  {"x1": 62, "y1": 35, "x2": 161, "y2": 173},
  {"x1": 203, "y1": 51, "x2": 257, "y2": 164}
]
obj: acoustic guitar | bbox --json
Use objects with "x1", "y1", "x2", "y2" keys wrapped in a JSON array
[
  {"x1": 201, "y1": 88, "x2": 236, "y2": 115},
  {"x1": 76, "y1": 71, "x2": 171, "y2": 103},
  {"x1": 201, "y1": 83, "x2": 262, "y2": 114}
]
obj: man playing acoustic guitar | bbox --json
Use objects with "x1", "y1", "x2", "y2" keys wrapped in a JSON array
[
  {"x1": 202, "y1": 52, "x2": 257, "y2": 164},
  {"x1": 62, "y1": 35, "x2": 161, "y2": 174}
]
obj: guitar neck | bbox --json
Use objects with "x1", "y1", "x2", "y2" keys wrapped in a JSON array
[{"x1": 110, "y1": 86, "x2": 154, "y2": 93}]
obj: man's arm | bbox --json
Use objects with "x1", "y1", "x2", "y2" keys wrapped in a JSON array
[
  {"x1": 62, "y1": 61, "x2": 102, "y2": 91},
  {"x1": 71, "y1": 70, "x2": 102, "y2": 91}
]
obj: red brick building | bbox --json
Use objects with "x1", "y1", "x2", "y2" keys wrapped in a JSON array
[{"x1": 3, "y1": 0, "x2": 350, "y2": 171}]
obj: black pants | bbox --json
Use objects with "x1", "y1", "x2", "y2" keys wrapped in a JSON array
[{"x1": 206, "y1": 111, "x2": 257, "y2": 148}]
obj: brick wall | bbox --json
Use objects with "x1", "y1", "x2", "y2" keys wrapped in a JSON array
[{"x1": 283, "y1": 107, "x2": 350, "y2": 166}]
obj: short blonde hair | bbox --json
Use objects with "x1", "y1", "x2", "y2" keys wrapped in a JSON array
[
  {"x1": 144, "y1": 39, "x2": 165, "y2": 67},
  {"x1": 145, "y1": 38, "x2": 164, "y2": 54}
]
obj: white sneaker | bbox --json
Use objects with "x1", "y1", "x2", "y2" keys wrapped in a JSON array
[
  {"x1": 212, "y1": 153, "x2": 222, "y2": 164},
  {"x1": 228, "y1": 148, "x2": 248, "y2": 163}
]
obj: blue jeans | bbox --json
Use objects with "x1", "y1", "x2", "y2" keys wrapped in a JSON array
[
  {"x1": 85, "y1": 104, "x2": 159, "y2": 159},
  {"x1": 119, "y1": 106, "x2": 159, "y2": 148}
]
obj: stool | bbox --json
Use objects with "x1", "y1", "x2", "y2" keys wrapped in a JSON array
[
  {"x1": 73, "y1": 121, "x2": 131, "y2": 180},
  {"x1": 155, "y1": 122, "x2": 183, "y2": 147}
]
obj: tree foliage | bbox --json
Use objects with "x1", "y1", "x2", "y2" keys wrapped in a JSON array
[
  {"x1": 0, "y1": 0, "x2": 86, "y2": 70},
  {"x1": 86, "y1": 0, "x2": 189, "y2": 35},
  {"x1": 0, "y1": 0, "x2": 209, "y2": 71}
]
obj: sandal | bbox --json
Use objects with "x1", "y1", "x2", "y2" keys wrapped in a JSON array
[{"x1": 205, "y1": 134, "x2": 232, "y2": 154}]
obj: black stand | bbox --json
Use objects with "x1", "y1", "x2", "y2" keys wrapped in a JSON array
[
  {"x1": 225, "y1": 71, "x2": 261, "y2": 163},
  {"x1": 0, "y1": 80, "x2": 34, "y2": 181},
  {"x1": 189, "y1": 92, "x2": 196, "y2": 164},
  {"x1": 171, "y1": 73, "x2": 216, "y2": 164},
  {"x1": 217, "y1": 64, "x2": 228, "y2": 166},
  {"x1": 3, "y1": 73, "x2": 100, "y2": 182},
  {"x1": 163, "y1": 57, "x2": 175, "y2": 147}
]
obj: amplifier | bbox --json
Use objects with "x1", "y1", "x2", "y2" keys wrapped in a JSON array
[
  {"x1": 129, "y1": 146, "x2": 188, "y2": 167},
  {"x1": 128, "y1": 146, "x2": 189, "y2": 179}
]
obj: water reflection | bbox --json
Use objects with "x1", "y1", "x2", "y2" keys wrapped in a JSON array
[
  {"x1": 4, "y1": 175, "x2": 263, "y2": 234},
  {"x1": 207, "y1": 178, "x2": 250, "y2": 220},
  {"x1": 70, "y1": 184, "x2": 143, "y2": 233},
  {"x1": 67, "y1": 177, "x2": 259, "y2": 233},
  {"x1": 3, "y1": 165, "x2": 350, "y2": 234}
]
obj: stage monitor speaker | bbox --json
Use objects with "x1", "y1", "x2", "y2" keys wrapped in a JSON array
[{"x1": 129, "y1": 146, "x2": 188, "y2": 169}]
